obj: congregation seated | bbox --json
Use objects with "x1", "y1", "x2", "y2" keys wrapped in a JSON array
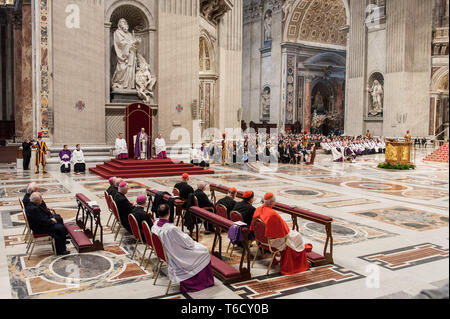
[
  {"x1": 232, "y1": 190, "x2": 256, "y2": 226},
  {"x1": 23, "y1": 183, "x2": 64, "y2": 224},
  {"x1": 106, "y1": 177, "x2": 118, "y2": 197},
  {"x1": 151, "y1": 204, "x2": 214, "y2": 293},
  {"x1": 216, "y1": 187, "x2": 237, "y2": 218},
  {"x1": 113, "y1": 182, "x2": 134, "y2": 233},
  {"x1": 131, "y1": 195, "x2": 153, "y2": 240},
  {"x1": 72, "y1": 144, "x2": 86, "y2": 173},
  {"x1": 251, "y1": 192, "x2": 309, "y2": 275},
  {"x1": 59, "y1": 145, "x2": 71, "y2": 173},
  {"x1": 174, "y1": 173, "x2": 194, "y2": 200},
  {"x1": 25, "y1": 192, "x2": 69, "y2": 255}
]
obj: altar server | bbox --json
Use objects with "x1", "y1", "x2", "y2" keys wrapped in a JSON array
[
  {"x1": 72, "y1": 144, "x2": 86, "y2": 173},
  {"x1": 59, "y1": 145, "x2": 72, "y2": 173},
  {"x1": 251, "y1": 193, "x2": 309, "y2": 275},
  {"x1": 115, "y1": 133, "x2": 128, "y2": 160},
  {"x1": 155, "y1": 133, "x2": 168, "y2": 159},
  {"x1": 151, "y1": 204, "x2": 214, "y2": 293}
]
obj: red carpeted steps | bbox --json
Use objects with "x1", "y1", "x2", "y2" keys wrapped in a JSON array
[
  {"x1": 423, "y1": 142, "x2": 449, "y2": 163},
  {"x1": 89, "y1": 158, "x2": 215, "y2": 179}
]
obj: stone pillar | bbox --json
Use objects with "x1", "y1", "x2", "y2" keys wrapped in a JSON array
[
  {"x1": 336, "y1": 80, "x2": 344, "y2": 130},
  {"x1": 429, "y1": 96, "x2": 436, "y2": 136},
  {"x1": 304, "y1": 77, "x2": 312, "y2": 132},
  {"x1": 21, "y1": 1, "x2": 33, "y2": 139},
  {"x1": 13, "y1": 13, "x2": 23, "y2": 138}
]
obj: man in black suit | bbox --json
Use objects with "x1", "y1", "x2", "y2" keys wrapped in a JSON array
[
  {"x1": 194, "y1": 182, "x2": 214, "y2": 209},
  {"x1": 114, "y1": 182, "x2": 134, "y2": 233},
  {"x1": 131, "y1": 195, "x2": 153, "y2": 238},
  {"x1": 233, "y1": 190, "x2": 256, "y2": 226},
  {"x1": 174, "y1": 173, "x2": 194, "y2": 200},
  {"x1": 25, "y1": 192, "x2": 69, "y2": 255},
  {"x1": 216, "y1": 187, "x2": 237, "y2": 218},
  {"x1": 22, "y1": 138, "x2": 33, "y2": 170},
  {"x1": 106, "y1": 177, "x2": 118, "y2": 197},
  {"x1": 23, "y1": 183, "x2": 64, "y2": 224}
]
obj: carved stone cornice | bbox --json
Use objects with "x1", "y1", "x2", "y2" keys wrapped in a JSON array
[{"x1": 200, "y1": 0, "x2": 233, "y2": 25}]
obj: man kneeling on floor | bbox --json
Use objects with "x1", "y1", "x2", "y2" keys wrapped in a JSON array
[
  {"x1": 251, "y1": 192, "x2": 309, "y2": 275},
  {"x1": 25, "y1": 192, "x2": 70, "y2": 256},
  {"x1": 151, "y1": 204, "x2": 214, "y2": 293}
]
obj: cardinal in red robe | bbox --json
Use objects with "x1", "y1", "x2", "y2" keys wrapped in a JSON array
[{"x1": 251, "y1": 192, "x2": 309, "y2": 275}]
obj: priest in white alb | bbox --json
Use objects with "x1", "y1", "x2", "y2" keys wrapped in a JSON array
[
  {"x1": 151, "y1": 204, "x2": 214, "y2": 293},
  {"x1": 155, "y1": 133, "x2": 167, "y2": 159},
  {"x1": 115, "y1": 133, "x2": 128, "y2": 160}
]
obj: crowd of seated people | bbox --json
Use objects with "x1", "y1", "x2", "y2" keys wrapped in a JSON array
[
  {"x1": 320, "y1": 136, "x2": 386, "y2": 162},
  {"x1": 58, "y1": 144, "x2": 86, "y2": 173}
]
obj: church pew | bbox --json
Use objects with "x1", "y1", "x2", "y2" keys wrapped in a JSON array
[
  {"x1": 189, "y1": 206, "x2": 251, "y2": 284},
  {"x1": 209, "y1": 184, "x2": 334, "y2": 267},
  {"x1": 146, "y1": 188, "x2": 185, "y2": 224},
  {"x1": 68, "y1": 194, "x2": 104, "y2": 253}
]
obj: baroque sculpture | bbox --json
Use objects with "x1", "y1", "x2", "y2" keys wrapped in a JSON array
[
  {"x1": 368, "y1": 79, "x2": 384, "y2": 116},
  {"x1": 264, "y1": 10, "x2": 272, "y2": 42},
  {"x1": 112, "y1": 18, "x2": 157, "y2": 102},
  {"x1": 261, "y1": 86, "x2": 271, "y2": 120}
]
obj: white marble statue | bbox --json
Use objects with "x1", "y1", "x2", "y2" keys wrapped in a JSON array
[
  {"x1": 112, "y1": 18, "x2": 141, "y2": 90},
  {"x1": 368, "y1": 80, "x2": 384, "y2": 116},
  {"x1": 264, "y1": 11, "x2": 272, "y2": 41},
  {"x1": 136, "y1": 54, "x2": 157, "y2": 103},
  {"x1": 261, "y1": 87, "x2": 270, "y2": 119}
]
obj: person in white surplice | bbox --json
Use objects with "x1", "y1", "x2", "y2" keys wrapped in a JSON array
[
  {"x1": 115, "y1": 133, "x2": 128, "y2": 160},
  {"x1": 151, "y1": 204, "x2": 214, "y2": 293},
  {"x1": 155, "y1": 133, "x2": 167, "y2": 159}
]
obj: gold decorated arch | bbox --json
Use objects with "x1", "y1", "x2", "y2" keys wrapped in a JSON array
[{"x1": 284, "y1": 0, "x2": 348, "y2": 47}]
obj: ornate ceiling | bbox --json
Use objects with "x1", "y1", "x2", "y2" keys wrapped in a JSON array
[{"x1": 284, "y1": 0, "x2": 348, "y2": 47}]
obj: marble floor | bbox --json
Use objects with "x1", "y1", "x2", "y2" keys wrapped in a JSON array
[{"x1": 0, "y1": 149, "x2": 448, "y2": 299}]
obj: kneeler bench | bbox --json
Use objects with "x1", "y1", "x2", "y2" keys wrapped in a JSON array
[
  {"x1": 210, "y1": 184, "x2": 334, "y2": 267},
  {"x1": 189, "y1": 206, "x2": 251, "y2": 284},
  {"x1": 67, "y1": 194, "x2": 104, "y2": 253}
]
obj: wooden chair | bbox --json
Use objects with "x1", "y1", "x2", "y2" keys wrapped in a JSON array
[
  {"x1": 193, "y1": 196, "x2": 215, "y2": 233},
  {"x1": 128, "y1": 214, "x2": 145, "y2": 260},
  {"x1": 104, "y1": 191, "x2": 114, "y2": 227},
  {"x1": 141, "y1": 221, "x2": 155, "y2": 269},
  {"x1": 251, "y1": 218, "x2": 282, "y2": 275},
  {"x1": 110, "y1": 200, "x2": 125, "y2": 246},
  {"x1": 215, "y1": 204, "x2": 228, "y2": 220},
  {"x1": 172, "y1": 188, "x2": 184, "y2": 226},
  {"x1": 18, "y1": 198, "x2": 28, "y2": 237},
  {"x1": 151, "y1": 232, "x2": 172, "y2": 295},
  {"x1": 22, "y1": 212, "x2": 55, "y2": 260}
]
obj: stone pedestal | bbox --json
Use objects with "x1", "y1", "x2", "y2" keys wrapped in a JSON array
[{"x1": 111, "y1": 90, "x2": 141, "y2": 104}]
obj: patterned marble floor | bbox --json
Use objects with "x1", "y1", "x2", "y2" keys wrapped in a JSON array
[{"x1": 0, "y1": 149, "x2": 448, "y2": 299}]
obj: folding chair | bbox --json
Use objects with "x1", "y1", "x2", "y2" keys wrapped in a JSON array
[
  {"x1": 151, "y1": 232, "x2": 172, "y2": 295},
  {"x1": 104, "y1": 191, "x2": 114, "y2": 227},
  {"x1": 141, "y1": 221, "x2": 155, "y2": 269},
  {"x1": 110, "y1": 200, "x2": 125, "y2": 246},
  {"x1": 128, "y1": 214, "x2": 145, "y2": 260},
  {"x1": 251, "y1": 218, "x2": 282, "y2": 275}
]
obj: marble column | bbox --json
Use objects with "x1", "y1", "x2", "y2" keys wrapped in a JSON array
[
  {"x1": 429, "y1": 96, "x2": 436, "y2": 136},
  {"x1": 14, "y1": 15, "x2": 23, "y2": 138},
  {"x1": 21, "y1": 2, "x2": 33, "y2": 139},
  {"x1": 304, "y1": 77, "x2": 312, "y2": 132}
]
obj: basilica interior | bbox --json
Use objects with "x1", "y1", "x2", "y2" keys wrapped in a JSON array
[{"x1": 0, "y1": 0, "x2": 448, "y2": 302}]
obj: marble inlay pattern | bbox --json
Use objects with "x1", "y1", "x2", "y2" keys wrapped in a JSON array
[
  {"x1": 8, "y1": 246, "x2": 152, "y2": 298},
  {"x1": 82, "y1": 180, "x2": 148, "y2": 193},
  {"x1": 277, "y1": 187, "x2": 340, "y2": 200},
  {"x1": 0, "y1": 184, "x2": 71, "y2": 199},
  {"x1": 228, "y1": 264, "x2": 363, "y2": 299},
  {"x1": 359, "y1": 243, "x2": 449, "y2": 270},
  {"x1": 0, "y1": 196, "x2": 75, "y2": 207},
  {"x1": 314, "y1": 198, "x2": 379, "y2": 208},
  {"x1": 352, "y1": 206, "x2": 449, "y2": 231}
]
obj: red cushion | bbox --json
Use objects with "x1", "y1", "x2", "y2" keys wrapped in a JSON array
[
  {"x1": 306, "y1": 251, "x2": 325, "y2": 261},
  {"x1": 33, "y1": 233, "x2": 51, "y2": 238},
  {"x1": 293, "y1": 208, "x2": 332, "y2": 222},
  {"x1": 76, "y1": 193, "x2": 101, "y2": 214},
  {"x1": 65, "y1": 222, "x2": 93, "y2": 248},
  {"x1": 210, "y1": 255, "x2": 240, "y2": 277}
]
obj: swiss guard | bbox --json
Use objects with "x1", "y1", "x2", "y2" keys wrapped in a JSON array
[{"x1": 34, "y1": 132, "x2": 48, "y2": 174}]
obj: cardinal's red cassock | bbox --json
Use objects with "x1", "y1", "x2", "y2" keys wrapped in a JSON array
[{"x1": 251, "y1": 204, "x2": 309, "y2": 275}]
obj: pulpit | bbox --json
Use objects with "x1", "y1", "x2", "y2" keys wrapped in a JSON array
[{"x1": 385, "y1": 139, "x2": 413, "y2": 165}]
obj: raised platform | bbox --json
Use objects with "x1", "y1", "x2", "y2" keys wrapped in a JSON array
[{"x1": 89, "y1": 158, "x2": 215, "y2": 179}]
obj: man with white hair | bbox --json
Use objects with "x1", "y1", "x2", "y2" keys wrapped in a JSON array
[
  {"x1": 113, "y1": 182, "x2": 135, "y2": 233},
  {"x1": 23, "y1": 183, "x2": 64, "y2": 224},
  {"x1": 23, "y1": 182, "x2": 38, "y2": 207},
  {"x1": 193, "y1": 182, "x2": 215, "y2": 233},
  {"x1": 25, "y1": 192, "x2": 70, "y2": 255},
  {"x1": 251, "y1": 192, "x2": 309, "y2": 275}
]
